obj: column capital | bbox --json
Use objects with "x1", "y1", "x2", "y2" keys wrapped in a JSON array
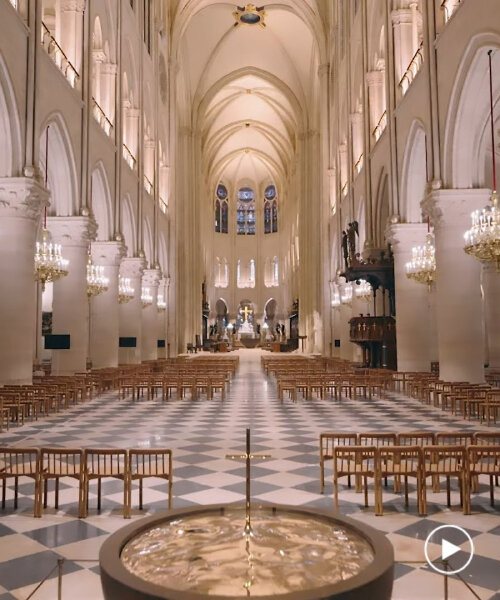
[
  {"x1": 142, "y1": 268, "x2": 161, "y2": 288},
  {"x1": 391, "y1": 8, "x2": 413, "y2": 25},
  {"x1": 422, "y1": 188, "x2": 491, "y2": 230},
  {"x1": 60, "y1": 0, "x2": 85, "y2": 12},
  {"x1": 92, "y1": 241, "x2": 127, "y2": 267},
  {"x1": 0, "y1": 177, "x2": 49, "y2": 221},
  {"x1": 366, "y1": 70, "x2": 385, "y2": 87},
  {"x1": 349, "y1": 112, "x2": 363, "y2": 125},
  {"x1": 385, "y1": 222, "x2": 428, "y2": 251},
  {"x1": 120, "y1": 257, "x2": 147, "y2": 279},
  {"x1": 101, "y1": 62, "x2": 118, "y2": 75},
  {"x1": 48, "y1": 216, "x2": 98, "y2": 247}
]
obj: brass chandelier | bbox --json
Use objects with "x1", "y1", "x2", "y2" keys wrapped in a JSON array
[
  {"x1": 405, "y1": 225, "x2": 436, "y2": 291},
  {"x1": 118, "y1": 276, "x2": 134, "y2": 304},
  {"x1": 464, "y1": 50, "x2": 500, "y2": 271},
  {"x1": 86, "y1": 248, "x2": 109, "y2": 299}
]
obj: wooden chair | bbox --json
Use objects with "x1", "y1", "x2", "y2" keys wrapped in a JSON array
[
  {"x1": 359, "y1": 433, "x2": 398, "y2": 489},
  {"x1": 128, "y1": 449, "x2": 172, "y2": 512},
  {"x1": 333, "y1": 446, "x2": 377, "y2": 512},
  {"x1": 467, "y1": 445, "x2": 500, "y2": 509},
  {"x1": 422, "y1": 445, "x2": 468, "y2": 514},
  {"x1": 375, "y1": 446, "x2": 424, "y2": 516},
  {"x1": 83, "y1": 449, "x2": 129, "y2": 518},
  {"x1": 40, "y1": 448, "x2": 85, "y2": 517},
  {"x1": 319, "y1": 433, "x2": 358, "y2": 493},
  {"x1": 0, "y1": 447, "x2": 41, "y2": 517},
  {"x1": 435, "y1": 432, "x2": 474, "y2": 447},
  {"x1": 397, "y1": 432, "x2": 436, "y2": 491}
]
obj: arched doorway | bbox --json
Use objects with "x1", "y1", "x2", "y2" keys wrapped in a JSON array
[
  {"x1": 237, "y1": 299, "x2": 255, "y2": 336},
  {"x1": 214, "y1": 298, "x2": 228, "y2": 339},
  {"x1": 264, "y1": 298, "x2": 278, "y2": 339}
]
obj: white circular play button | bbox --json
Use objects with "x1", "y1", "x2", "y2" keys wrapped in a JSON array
[{"x1": 424, "y1": 525, "x2": 474, "y2": 575}]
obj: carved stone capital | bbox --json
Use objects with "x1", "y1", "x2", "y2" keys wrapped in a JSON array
[
  {"x1": 101, "y1": 62, "x2": 118, "y2": 75},
  {"x1": 422, "y1": 188, "x2": 491, "y2": 231},
  {"x1": 385, "y1": 223, "x2": 427, "y2": 253},
  {"x1": 91, "y1": 241, "x2": 126, "y2": 267},
  {"x1": 0, "y1": 177, "x2": 49, "y2": 221},
  {"x1": 120, "y1": 257, "x2": 147, "y2": 279},
  {"x1": 391, "y1": 8, "x2": 413, "y2": 25},
  {"x1": 366, "y1": 70, "x2": 384, "y2": 87},
  {"x1": 142, "y1": 268, "x2": 161, "y2": 288},
  {"x1": 47, "y1": 216, "x2": 98, "y2": 247},
  {"x1": 60, "y1": 0, "x2": 85, "y2": 12}
]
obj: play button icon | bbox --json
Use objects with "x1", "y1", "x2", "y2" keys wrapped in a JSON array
[
  {"x1": 425, "y1": 525, "x2": 474, "y2": 575},
  {"x1": 441, "y1": 538, "x2": 461, "y2": 561}
]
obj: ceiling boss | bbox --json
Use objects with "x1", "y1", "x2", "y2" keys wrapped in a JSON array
[{"x1": 233, "y1": 4, "x2": 266, "y2": 28}]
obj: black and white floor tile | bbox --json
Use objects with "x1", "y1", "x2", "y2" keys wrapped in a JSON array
[{"x1": 0, "y1": 350, "x2": 499, "y2": 599}]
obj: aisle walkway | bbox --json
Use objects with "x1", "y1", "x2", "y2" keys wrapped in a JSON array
[{"x1": 0, "y1": 350, "x2": 498, "y2": 599}]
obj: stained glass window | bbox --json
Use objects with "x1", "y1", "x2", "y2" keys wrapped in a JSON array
[
  {"x1": 237, "y1": 187, "x2": 255, "y2": 235},
  {"x1": 215, "y1": 184, "x2": 228, "y2": 233},
  {"x1": 264, "y1": 185, "x2": 277, "y2": 233}
]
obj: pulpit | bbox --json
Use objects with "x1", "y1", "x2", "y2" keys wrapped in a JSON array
[{"x1": 349, "y1": 316, "x2": 396, "y2": 370}]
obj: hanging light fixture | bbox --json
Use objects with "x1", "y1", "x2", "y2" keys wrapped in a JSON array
[
  {"x1": 86, "y1": 248, "x2": 109, "y2": 299},
  {"x1": 331, "y1": 291, "x2": 341, "y2": 308},
  {"x1": 464, "y1": 50, "x2": 500, "y2": 270},
  {"x1": 34, "y1": 125, "x2": 69, "y2": 291},
  {"x1": 118, "y1": 276, "x2": 134, "y2": 304},
  {"x1": 341, "y1": 283, "x2": 353, "y2": 306},
  {"x1": 157, "y1": 293, "x2": 166, "y2": 311},
  {"x1": 355, "y1": 279, "x2": 372, "y2": 301},
  {"x1": 405, "y1": 218, "x2": 436, "y2": 290},
  {"x1": 141, "y1": 287, "x2": 153, "y2": 308}
]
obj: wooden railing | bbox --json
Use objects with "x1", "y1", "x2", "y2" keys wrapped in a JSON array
[
  {"x1": 354, "y1": 153, "x2": 364, "y2": 174},
  {"x1": 41, "y1": 22, "x2": 79, "y2": 89},
  {"x1": 143, "y1": 176, "x2": 153, "y2": 195},
  {"x1": 373, "y1": 111, "x2": 387, "y2": 142},
  {"x1": 159, "y1": 198, "x2": 168, "y2": 214},
  {"x1": 441, "y1": 0, "x2": 462, "y2": 23},
  {"x1": 400, "y1": 42, "x2": 424, "y2": 96},
  {"x1": 92, "y1": 98, "x2": 113, "y2": 137}
]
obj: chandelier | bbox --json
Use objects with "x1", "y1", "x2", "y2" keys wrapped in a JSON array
[
  {"x1": 355, "y1": 279, "x2": 372, "y2": 301},
  {"x1": 141, "y1": 287, "x2": 153, "y2": 308},
  {"x1": 341, "y1": 283, "x2": 353, "y2": 306},
  {"x1": 87, "y1": 252, "x2": 109, "y2": 299},
  {"x1": 157, "y1": 293, "x2": 166, "y2": 312},
  {"x1": 405, "y1": 230, "x2": 436, "y2": 290},
  {"x1": 331, "y1": 291, "x2": 341, "y2": 308},
  {"x1": 34, "y1": 226, "x2": 69, "y2": 291},
  {"x1": 34, "y1": 125, "x2": 69, "y2": 291},
  {"x1": 118, "y1": 276, "x2": 134, "y2": 304},
  {"x1": 464, "y1": 50, "x2": 500, "y2": 270}
]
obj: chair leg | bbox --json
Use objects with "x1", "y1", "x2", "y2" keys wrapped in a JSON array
[
  {"x1": 97, "y1": 478, "x2": 101, "y2": 511},
  {"x1": 320, "y1": 461, "x2": 324, "y2": 494},
  {"x1": 421, "y1": 478, "x2": 427, "y2": 516},
  {"x1": 364, "y1": 475, "x2": 368, "y2": 507},
  {"x1": 404, "y1": 475, "x2": 409, "y2": 507},
  {"x1": 14, "y1": 476, "x2": 18, "y2": 509},
  {"x1": 55, "y1": 479, "x2": 59, "y2": 509},
  {"x1": 124, "y1": 477, "x2": 131, "y2": 519},
  {"x1": 490, "y1": 475, "x2": 495, "y2": 507},
  {"x1": 446, "y1": 476, "x2": 451, "y2": 507},
  {"x1": 44, "y1": 479, "x2": 48, "y2": 508},
  {"x1": 139, "y1": 479, "x2": 143, "y2": 510},
  {"x1": 2, "y1": 478, "x2": 5, "y2": 509},
  {"x1": 333, "y1": 476, "x2": 339, "y2": 512}
]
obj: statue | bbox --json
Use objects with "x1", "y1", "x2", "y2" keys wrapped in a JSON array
[
  {"x1": 342, "y1": 230, "x2": 348, "y2": 269},
  {"x1": 347, "y1": 221, "x2": 358, "y2": 265}
]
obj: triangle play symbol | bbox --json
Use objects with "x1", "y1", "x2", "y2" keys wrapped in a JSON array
[{"x1": 442, "y1": 539, "x2": 461, "y2": 561}]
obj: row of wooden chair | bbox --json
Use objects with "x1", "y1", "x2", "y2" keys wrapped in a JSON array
[
  {"x1": 0, "y1": 447, "x2": 172, "y2": 519},
  {"x1": 320, "y1": 430, "x2": 500, "y2": 491},
  {"x1": 332, "y1": 443, "x2": 500, "y2": 516},
  {"x1": 119, "y1": 374, "x2": 228, "y2": 401}
]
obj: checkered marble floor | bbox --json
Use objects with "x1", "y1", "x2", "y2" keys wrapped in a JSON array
[{"x1": 0, "y1": 349, "x2": 499, "y2": 599}]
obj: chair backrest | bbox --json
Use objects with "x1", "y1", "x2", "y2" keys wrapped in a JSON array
[
  {"x1": 359, "y1": 433, "x2": 397, "y2": 446},
  {"x1": 41, "y1": 447, "x2": 83, "y2": 476},
  {"x1": 397, "y1": 432, "x2": 435, "y2": 446},
  {"x1": 84, "y1": 449, "x2": 127, "y2": 475},
  {"x1": 423, "y1": 445, "x2": 466, "y2": 473},
  {"x1": 473, "y1": 432, "x2": 500, "y2": 445},
  {"x1": 0, "y1": 447, "x2": 39, "y2": 475},
  {"x1": 377, "y1": 445, "x2": 422, "y2": 474},
  {"x1": 333, "y1": 445, "x2": 377, "y2": 474},
  {"x1": 435, "y1": 432, "x2": 474, "y2": 446},
  {"x1": 320, "y1": 433, "x2": 358, "y2": 455},
  {"x1": 129, "y1": 449, "x2": 172, "y2": 476},
  {"x1": 467, "y1": 445, "x2": 500, "y2": 472}
]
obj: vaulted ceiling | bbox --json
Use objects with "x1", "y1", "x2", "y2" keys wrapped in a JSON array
[{"x1": 170, "y1": 1, "x2": 327, "y2": 191}]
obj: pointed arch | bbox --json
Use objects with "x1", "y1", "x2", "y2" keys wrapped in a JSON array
[
  {"x1": 91, "y1": 162, "x2": 113, "y2": 241},
  {"x1": 122, "y1": 194, "x2": 136, "y2": 257},
  {"x1": 0, "y1": 52, "x2": 22, "y2": 177},
  {"x1": 401, "y1": 120, "x2": 427, "y2": 222}
]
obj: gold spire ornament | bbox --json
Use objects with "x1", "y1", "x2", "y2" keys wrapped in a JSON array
[{"x1": 233, "y1": 4, "x2": 266, "y2": 28}]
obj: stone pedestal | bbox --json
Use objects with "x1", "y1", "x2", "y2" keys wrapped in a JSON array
[
  {"x1": 387, "y1": 223, "x2": 433, "y2": 371},
  {"x1": 483, "y1": 264, "x2": 500, "y2": 369},
  {"x1": 119, "y1": 258, "x2": 145, "y2": 364},
  {"x1": 0, "y1": 178, "x2": 48, "y2": 384},
  {"x1": 141, "y1": 269, "x2": 160, "y2": 362},
  {"x1": 49, "y1": 216, "x2": 96, "y2": 375},
  {"x1": 89, "y1": 242, "x2": 125, "y2": 368},
  {"x1": 424, "y1": 189, "x2": 488, "y2": 383}
]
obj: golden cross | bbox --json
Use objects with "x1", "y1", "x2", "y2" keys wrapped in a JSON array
[
  {"x1": 226, "y1": 428, "x2": 271, "y2": 535},
  {"x1": 241, "y1": 306, "x2": 253, "y2": 322}
]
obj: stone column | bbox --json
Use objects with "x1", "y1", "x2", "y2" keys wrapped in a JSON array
[
  {"x1": 58, "y1": 0, "x2": 85, "y2": 75},
  {"x1": 126, "y1": 107, "x2": 140, "y2": 158},
  {"x1": 424, "y1": 189, "x2": 489, "y2": 383},
  {"x1": 0, "y1": 178, "x2": 48, "y2": 384},
  {"x1": 483, "y1": 264, "x2": 500, "y2": 369},
  {"x1": 391, "y1": 8, "x2": 414, "y2": 84},
  {"x1": 49, "y1": 216, "x2": 96, "y2": 375},
  {"x1": 350, "y1": 112, "x2": 364, "y2": 169},
  {"x1": 119, "y1": 257, "x2": 145, "y2": 364},
  {"x1": 101, "y1": 62, "x2": 117, "y2": 123},
  {"x1": 89, "y1": 241, "x2": 125, "y2": 368},
  {"x1": 156, "y1": 277, "x2": 168, "y2": 359},
  {"x1": 366, "y1": 70, "x2": 385, "y2": 137},
  {"x1": 387, "y1": 223, "x2": 432, "y2": 371},
  {"x1": 141, "y1": 269, "x2": 160, "y2": 361}
]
